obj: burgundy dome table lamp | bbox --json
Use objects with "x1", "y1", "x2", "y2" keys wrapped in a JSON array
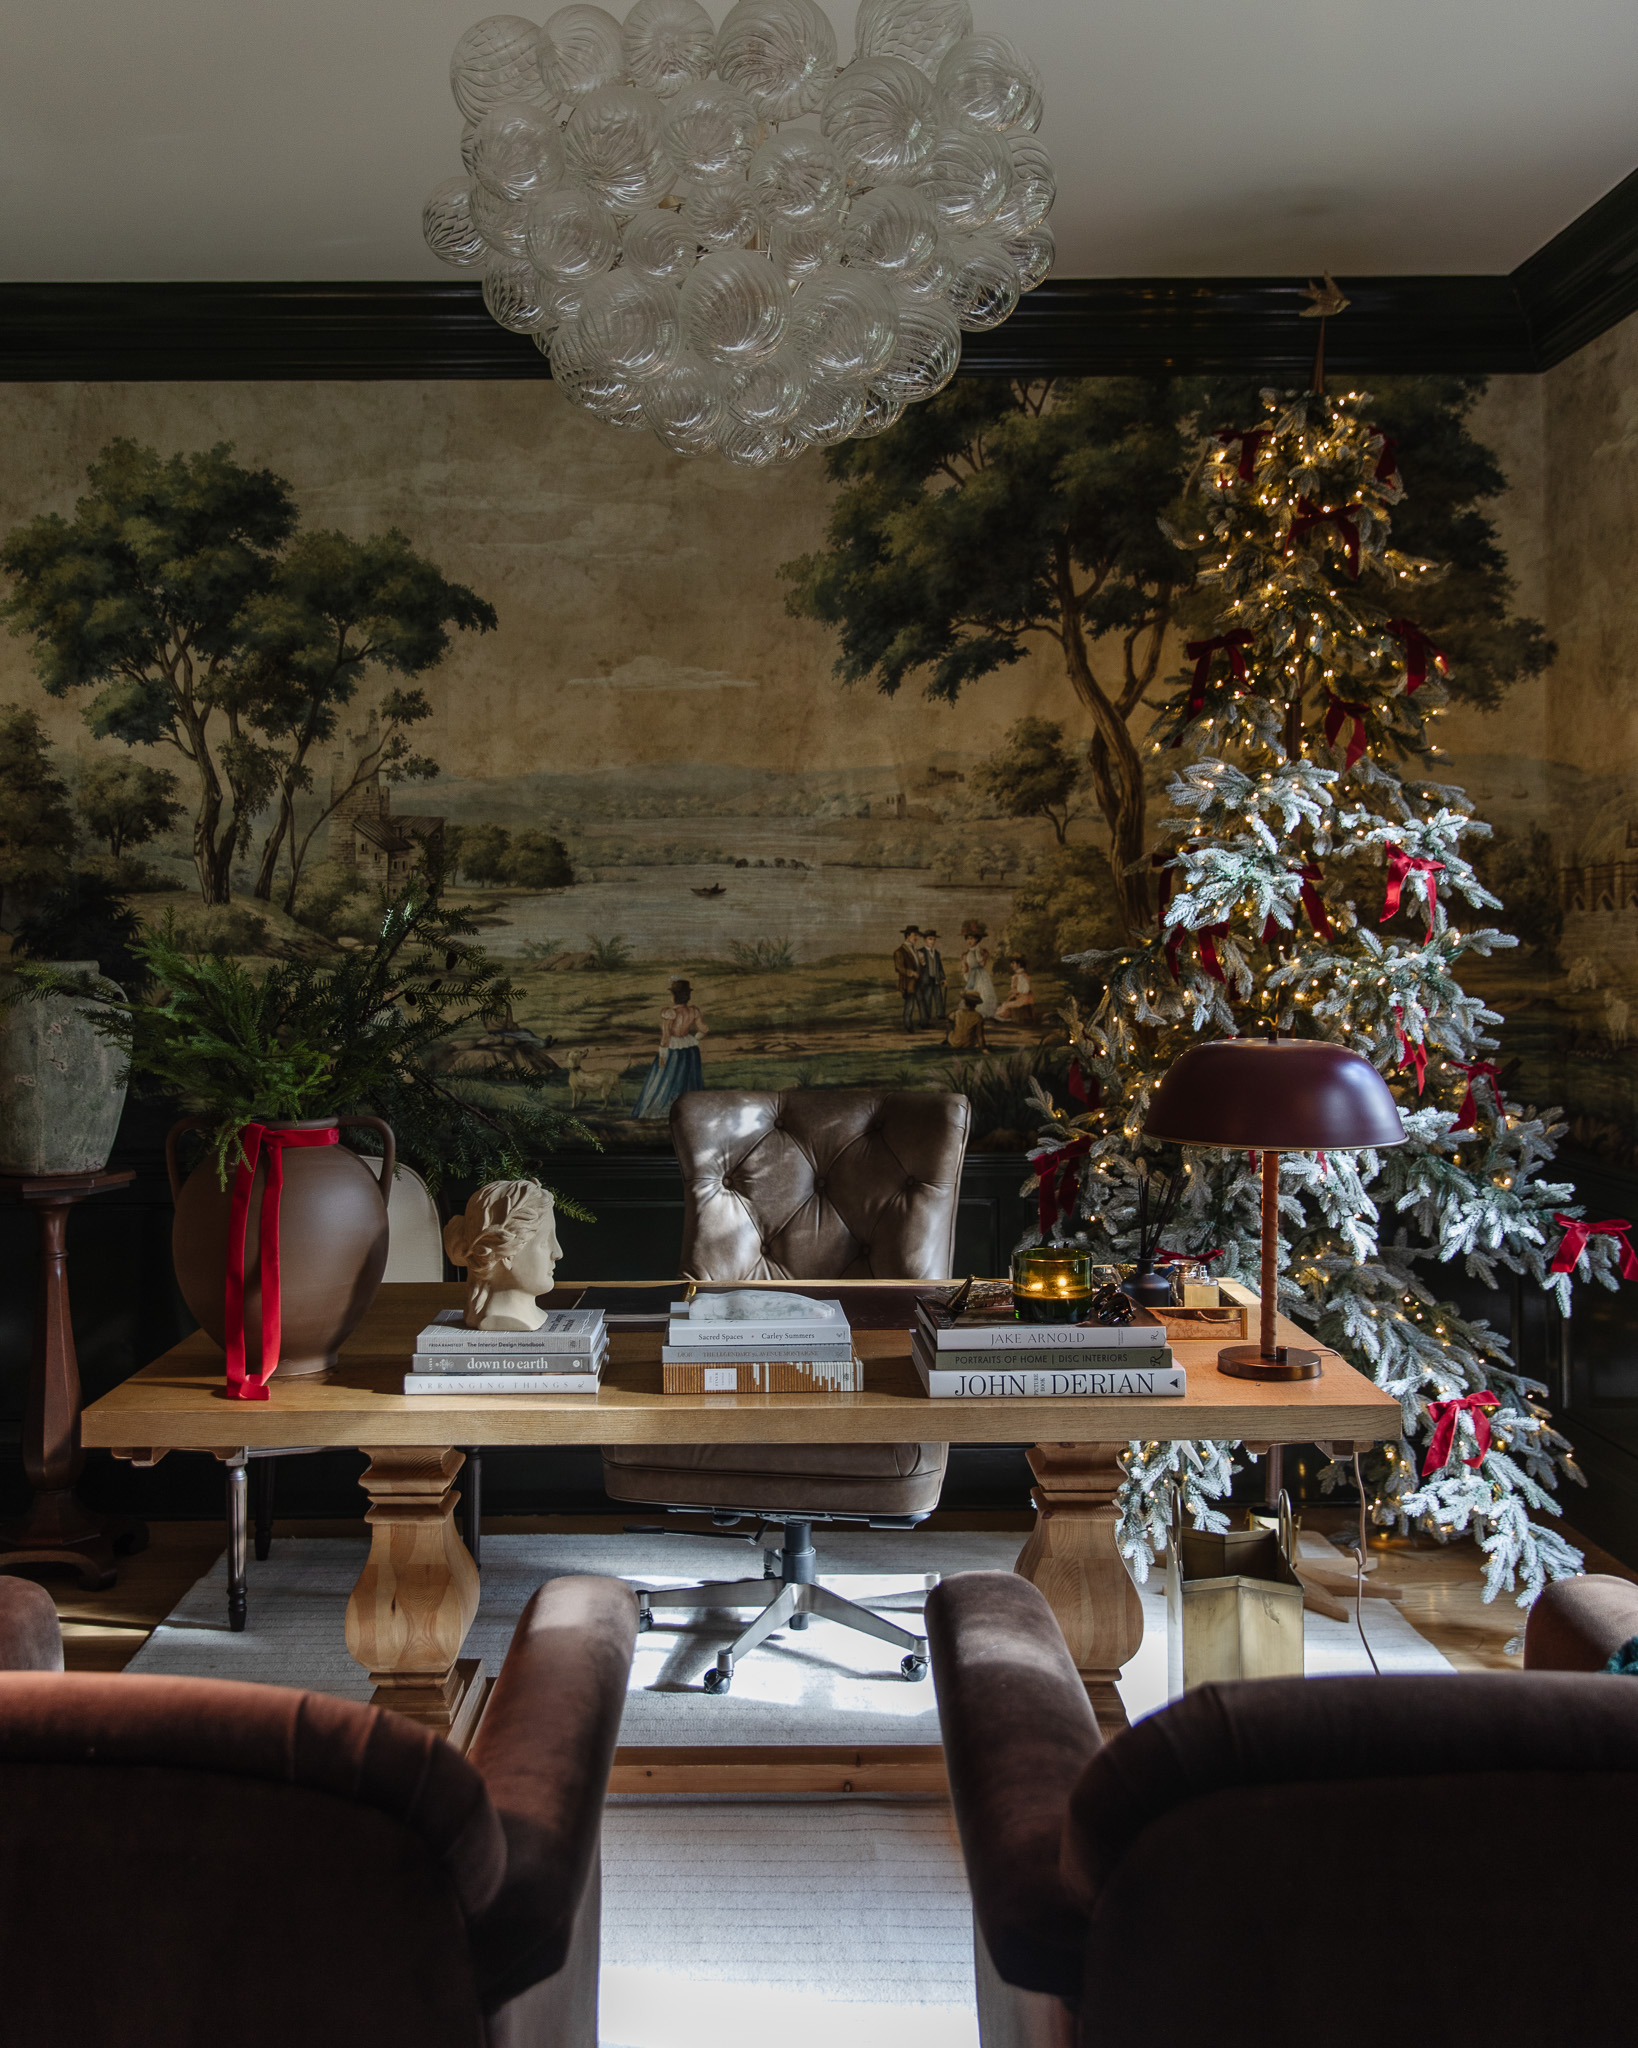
[{"x1": 1143, "y1": 1035, "x2": 1405, "y2": 1381}]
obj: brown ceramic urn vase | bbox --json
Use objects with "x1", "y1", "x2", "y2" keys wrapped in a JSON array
[{"x1": 167, "y1": 1116, "x2": 396, "y2": 1376}]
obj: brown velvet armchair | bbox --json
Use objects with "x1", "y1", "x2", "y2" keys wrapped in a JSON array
[
  {"x1": 602, "y1": 1087, "x2": 970, "y2": 1692},
  {"x1": 927, "y1": 1571, "x2": 1638, "y2": 2048},
  {"x1": 0, "y1": 1573, "x2": 637, "y2": 2048}
]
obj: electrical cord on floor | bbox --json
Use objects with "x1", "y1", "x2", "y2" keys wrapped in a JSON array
[{"x1": 1352, "y1": 1450, "x2": 1381, "y2": 1676}]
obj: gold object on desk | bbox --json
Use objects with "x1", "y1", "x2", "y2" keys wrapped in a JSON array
[{"x1": 1166, "y1": 1493, "x2": 1305, "y2": 1692}]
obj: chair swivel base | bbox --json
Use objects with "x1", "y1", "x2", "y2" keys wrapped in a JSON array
[{"x1": 638, "y1": 1574, "x2": 929, "y2": 1694}]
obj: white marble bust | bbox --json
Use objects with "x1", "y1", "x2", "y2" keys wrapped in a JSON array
[{"x1": 441, "y1": 1179, "x2": 562, "y2": 1331}]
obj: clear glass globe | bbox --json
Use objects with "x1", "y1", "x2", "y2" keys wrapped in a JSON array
[
  {"x1": 768, "y1": 215, "x2": 842, "y2": 285},
  {"x1": 483, "y1": 255, "x2": 554, "y2": 331},
  {"x1": 748, "y1": 130, "x2": 846, "y2": 223},
  {"x1": 621, "y1": 205, "x2": 698, "y2": 283},
  {"x1": 991, "y1": 135, "x2": 1054, "y2": 233},
  {"x1": 566, "y1": 266, "x2": 683, "y2": 377},
  {"x1": 878, "y1": 290, "x2": 961, "y2": 399},
  {"x1": 542, "y1": 276, "x2": 596, "y2": 325},
  {"x1": 935, "y1": 33, "x2": 1043, "y2": 134},
  {"x1": 461, "y1": 122, "x2": 481, "y2": 177},
  {"x1": 728, "y1": 347, "x2": 809, "y2": 426},
  {"x1": 622, "y1": 0, "x2": 716, "y2": 95},
  {"x1": 944, "y1": 227, "x2": 1019, "y2": 329},
  {"x1": 451, "y1": 15, "x2": 549, "y2": 122},
  {"x1": 680, "y1": 247, "x2": 788, "y2": 366},
  {"x1": 896, "y1": 234, "x2": 956, "y2": 297},
  {"x1": 550, "y1": 324, "x2": 647, "y2": 412},
  {"x1": 471, "y1": 178, "x2": 534, "y2": 256},
  {"x1": 854, "y1": 384, "x2": 906, "y2": 437},
  {"x1": 642, "y1": 352, "x2": 726, "y2": 449},
  {"x1": 819, "y1": 55, "x2": 937, "y2": 184},
  {"x1": 789, "y1": 263, "x2": 897, "y2": 381},
  {"x1": 715, "y1": 414, "x2": 787, "y2": 466},
  {"x1": 537, "y1": 5, "x2": 627, "y2": 99},
  {"x1": 1008, "y1": 222, "x2": 1053, "y2": 291},
  {"x1": 423, "y1": 177, "x2": 488, "y2": 266},
  {"x1": 840, "y1": 184, "x2": 940, "y2": 275},
  {"x1": 565, "y1": 85, "x2": 672, "y2": 209},
  {"x1": 853, "y1": 0, "x2": 972, "y2": 77},
  {"x1": 715, "y1": 0, "x2": 838, "y2": 122},
  {"x1": 471, "y1": 100, "x2": 568, "y2": 203},
  {"x1": 788, "y1": 374, "x2": 866, "y2": 445},
  {"x1": 683, "y1": 179, "x2": 760, "y2": 249},
  {"x1": 662, "y1": 81, "x2": 761, "y2": 180},
  {"x1": 909, "y1": 125, "x2": 1010, "y2": 232},
  {"x1": 526, "y1": 182, "x2": 621, "y2": 280}
]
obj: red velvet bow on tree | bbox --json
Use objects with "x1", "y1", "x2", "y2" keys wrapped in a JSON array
[
  {"x1": 1391, "y1": 1006, "x2": 1427, "y2": 1093},
  {"x1": 1216, "y1": 428, "x2": 1266, "y2": 480},
  {"x1": 1066, "y1": 1060, "x2": 1099, "y2": 1107},
  {"x1": 1450, "y1": 1058, "x2": 1503, "y2": 1132},
  {"x1": 1172, "y1": 631, "x2": 1253, "y2": 745},
  {"x1": 1260, "y1": 863, "x2": 1333, "y2": 948},
  {"x1": 1324, "y1": 697, "x2": 1371, "y2": 768},
  {"x1": 1033, "y1": 1135, "x2": 1093, "y2": 1236},
  {"x1": 1380, "y1": 845, "x2": 1445, "y2": 940},
  {"x1": 1422, "y1": 1391, "x2": 1501, "y2": 1475},
  {"x1": 1166, "y1": 921, "x2": 1230, "y2": 982},
  {"x1": 1384, "y1": 618, "x2": 1449, "y2": 693},
  {"x1": 224, "y1": 1122, "x2": 340, "y2": 1401},
  {"x1": 1373, "y1": 436, "x2": 1400, "y2": 486},
  {"x1": 1551, "y1": 1215, "x2": 1638, "y2": 1280},
  {"x1": 1287, "y1": 498, "x2": 1361, "y2": 579}
]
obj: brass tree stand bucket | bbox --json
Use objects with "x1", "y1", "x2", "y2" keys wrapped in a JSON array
[{"x1": 1165, "y1": 1494, "x2": 1305, "y2": 1694}]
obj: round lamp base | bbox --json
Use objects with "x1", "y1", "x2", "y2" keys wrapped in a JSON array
[{"x1": 1217, "y1": 1343, "x2": 1322, "y2": 1382}]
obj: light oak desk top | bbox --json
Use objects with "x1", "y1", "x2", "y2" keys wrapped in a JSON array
[
  {"x1": 81, "y1": 1279, "x2": 1400, "y2": 1454},
  {"x1": 82, "y1": 1280, "x2": 1399, "y2": 1748}
]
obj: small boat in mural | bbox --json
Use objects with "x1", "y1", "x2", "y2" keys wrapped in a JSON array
[{"x1": 691, "y1": 883, "x2": 727, "y2": 898}]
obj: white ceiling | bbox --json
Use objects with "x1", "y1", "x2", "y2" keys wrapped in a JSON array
[{"x1": 3, "y1": 1, "x2": 1637, "y2": 281}]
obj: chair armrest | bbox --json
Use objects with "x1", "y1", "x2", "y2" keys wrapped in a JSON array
[
  {"x1": 1525, "y1": 1575, "x2": 1638, "y2": 1671},
  {"x1": 0, "y1": 1579, "x2": 63, "y2": 1672},
  {"x1": 466, "y1": 1574, "x2": 638, "y2": 2011},
  {"x1": 926, "y1": 1572, "x2": 1102, "y2": 2002}
]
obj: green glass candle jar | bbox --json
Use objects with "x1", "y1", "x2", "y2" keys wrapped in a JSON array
[{"x1": 1011, "y1": 1245, "x2": 1095, "y2": 1323}]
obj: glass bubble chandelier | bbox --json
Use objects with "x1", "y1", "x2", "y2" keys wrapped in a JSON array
[{"x1": 424, "y1": 1, "x2": 1055, "y2": 462}]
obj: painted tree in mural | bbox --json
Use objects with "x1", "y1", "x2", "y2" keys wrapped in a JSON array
[
  {"x1": 1032, "y1": 380, "x2": 1620, "y2": 1603},
  {"x1": 0, "y1": 441, "x2": 493, "y2": 907},
  {"x1": 979, "y1": 717, "x2": 1090, "y2": 847},
  {"x1": 784, "y1": 376, "x2": 1549, "y2": 943}
]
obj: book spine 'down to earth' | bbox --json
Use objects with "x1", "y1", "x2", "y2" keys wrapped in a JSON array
[
  {"x1": 911, "y1": 1335, "x2": 1184, "y2": 1398},
  {"x1": 660, "y1": 1355, "x2": 866, "y2": 1394},
  {"x1": 410, "y1": 1348, "x2": 607, "y2": 1374}
]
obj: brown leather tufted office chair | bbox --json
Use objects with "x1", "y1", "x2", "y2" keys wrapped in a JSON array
[{"x1": 602, "y1": 1088, "x2": 970, "y2": 1694}]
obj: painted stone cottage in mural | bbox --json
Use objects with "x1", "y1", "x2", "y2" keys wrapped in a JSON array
[{"x1": 327, "y1": 717, "x2": 443, "y2": 885}]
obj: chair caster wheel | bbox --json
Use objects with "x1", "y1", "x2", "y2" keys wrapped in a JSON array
[
  {"x1": 637, "y1": 1607, "x2": 653, "y2": 1633},
  {"x1": 901, "y1": 1654, "x2": 928, "y2": 1681},
  {"x1": 790, "y1": 1611, "x2": 809, "y2": 1630},
  {"x1": 703, "y1": 1667, "x2": 731, "y2": 1695}
]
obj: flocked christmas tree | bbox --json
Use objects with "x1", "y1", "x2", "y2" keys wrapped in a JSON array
[{"x1": 1028, "y1": 368, "x2": 1629, "y2": 1607}]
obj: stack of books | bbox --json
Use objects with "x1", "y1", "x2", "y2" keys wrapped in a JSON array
[
  {"x1": 912, "y1": 1295, "x2": 1186, "y2": 1399},
  {"x1": 661, "y1": 1295, "x2": 864, "y2": 1393},
  {"x1": 403, "y1": 1307, "x2": 608, "y2": 1394}
]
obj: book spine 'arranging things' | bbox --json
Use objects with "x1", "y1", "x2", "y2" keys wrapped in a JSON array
[
  {"x1": 911, "y1": 1334, "x2": 1184, "y2": 1398},
  {"x1": 404, "y1": 1370, "x2": 604, "y2": 1394},
  {"x1": 661, "y1": 1356, "x2": 866, "y2": 1394}
]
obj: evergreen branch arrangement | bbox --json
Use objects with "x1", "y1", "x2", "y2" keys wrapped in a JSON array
[
  {"x1": 1028, "y1": 384, "x2": 1619, "y2": 1606},
  {"x1": 32, "y1": 869, "x2": 591, "y2": 1197}
]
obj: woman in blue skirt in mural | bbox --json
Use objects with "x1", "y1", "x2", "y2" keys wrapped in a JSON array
[{"x1": 631, "y1": 978, "x2": 709, "y2": 1120}]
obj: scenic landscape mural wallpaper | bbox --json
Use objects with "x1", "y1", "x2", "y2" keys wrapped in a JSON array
[{"x1": 0, "y1": 354, "x2": 1632, "y2": 1160}]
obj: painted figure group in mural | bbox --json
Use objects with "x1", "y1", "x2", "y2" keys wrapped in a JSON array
[
  {"x1": 892, "y1": 925, "x2": 950, "y2": 1031},
  {"x1": 630, "y1": 976, "x2": 709, "y2": 1121}
]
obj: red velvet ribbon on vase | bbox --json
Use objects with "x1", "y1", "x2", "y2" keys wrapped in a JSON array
[
  {"x1": 1033, "y1": 1135, "x2": 1093, "y2": 1236},
  {"x1": 1450, "y1": 1058, "x2": 1504, "y2": 1132},
  {"x1": 1380, "y1": 846, "x2": 1445, "y2": 940},
  {"x1": 1323, "y1": 697, "x2": 1371, "y2": 769},
  {"x1": 1287, "y1": 498, "x2": 1361, "y2": 579},
  {"x1": 1216, "y1": 428, "x2": 1266, "y2": 480},
  {"x1": 1384, "y1": 618, "x2": 1449, "y2": 693},
  {"x1": 1550, "y1": 1215, "x2": 1638, "y2": 1281},
  {"x1": 1422, "y1": 1392, "x2": 1501, "y2": 1475},
  {"x1": 1172, "y1": 631, "x2": 1253, "y2": 745},
  {"x1": 224, "y1": 1122, "x2": 339, "y2": 1400}
]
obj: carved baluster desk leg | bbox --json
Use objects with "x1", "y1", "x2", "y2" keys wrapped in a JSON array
[
  {"x1": 345, "y1": 1447, "x2": 484, "y2": 1748},
  {"x1": 1015, "y1": 1443, "x2": 1145, "y2": 1732}
]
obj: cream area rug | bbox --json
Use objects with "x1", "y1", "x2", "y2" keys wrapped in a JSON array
[{"x1": 126, "y1": 1530, "x2": 1451, "y2": 1737}]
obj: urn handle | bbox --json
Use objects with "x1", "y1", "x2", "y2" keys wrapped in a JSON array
[
  {"x1": 338, "y1": 1116, "x2": 396, "y2": 1202},
  {"x1": 164, "y1": 1117, "x2": 212, "y2": 1204}
]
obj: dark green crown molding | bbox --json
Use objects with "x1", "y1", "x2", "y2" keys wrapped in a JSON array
[{"x1": 1, "y1": 163, "x2": 1633, "y2": 381}]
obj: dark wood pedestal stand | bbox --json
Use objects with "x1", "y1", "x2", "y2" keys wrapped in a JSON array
[{"x1": 0, "y1": 1170, "x2": 144, "y2": 1589}]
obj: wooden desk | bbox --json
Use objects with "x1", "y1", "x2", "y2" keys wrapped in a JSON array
[{"x1": 82, "y1": 1280, "x2": 1399, "y2": 1742}]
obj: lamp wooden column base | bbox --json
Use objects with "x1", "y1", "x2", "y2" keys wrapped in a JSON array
[
  {"x1": 1015, "y1": 1443, "x2": 1145, "y2": 1733},
  {"x1": 344, "y1": 1447, "x2": 485, "y2": 1748},
  {"x1": 1217, "y1": 1343, "x2": 1321, "y2": 1382}
]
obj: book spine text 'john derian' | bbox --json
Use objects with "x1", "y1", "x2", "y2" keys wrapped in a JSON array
[{"x1": 913, "y1": 1354, "x2": 1185, "y2": 1398}]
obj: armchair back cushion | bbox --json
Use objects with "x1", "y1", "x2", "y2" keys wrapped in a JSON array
[
  {"x1": 0, "y1": 1577, "x2": 63, "y2": 1671},
  {"x1": 671, "y1": 1088, "x2": 970, "y2": 1283}
]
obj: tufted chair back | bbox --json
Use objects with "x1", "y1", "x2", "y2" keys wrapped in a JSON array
[{"x1": 671, "y1": 1088, "x2": 971, "y2": 1282}]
